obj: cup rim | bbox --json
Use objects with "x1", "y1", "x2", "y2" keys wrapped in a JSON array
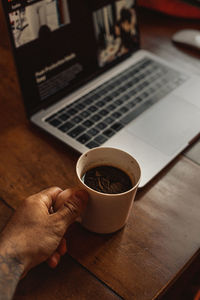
[{"x1": 76, "y1": 147, "x2": 141, "y2": 196}]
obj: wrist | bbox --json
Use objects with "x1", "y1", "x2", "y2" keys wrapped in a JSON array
[
  {"x1": 0, "y1": 238, "x2": 24, "y2": 300},
  {"x1": 0, "y1": 233, "x2": 25, "y2": 276}
]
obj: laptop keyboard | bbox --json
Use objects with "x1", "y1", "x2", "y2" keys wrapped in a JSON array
[{"x1": 45, "y1": 57, "x2": 187, "y2": 149}]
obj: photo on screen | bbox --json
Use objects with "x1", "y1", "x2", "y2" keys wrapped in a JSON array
[
  {"x1": 9, "y1": 0, "x2": 71, "y2": 48},
  {"x1": 93, "y1": 0, "x2": 137, "y2": 67}
]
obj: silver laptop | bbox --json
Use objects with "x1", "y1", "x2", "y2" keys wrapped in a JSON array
[{"x1": 3, "y1": 0, "x2": 200, "y2": 187}]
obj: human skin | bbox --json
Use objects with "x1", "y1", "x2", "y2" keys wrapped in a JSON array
[{"x1": 0, "y1": 187, "x2": 88, "y2": 300}]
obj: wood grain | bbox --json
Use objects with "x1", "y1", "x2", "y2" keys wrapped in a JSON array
[
  {"x1": 14, "y1": 254, "x2": 122, "y2": 300},
  {"x1": 66, "y1": 156, "x2": 200, "y2": 300},
  {"x1": 0, "y1": 124, "x2": 79, "y2": 209}
]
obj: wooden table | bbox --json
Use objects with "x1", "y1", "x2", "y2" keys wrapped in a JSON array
[{"x1": 0, "y1": 6, "x2": 200, "y2": 300}]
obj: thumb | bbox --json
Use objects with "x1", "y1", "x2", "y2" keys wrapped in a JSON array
[{"x1": 54, "y1": 189, "x2": 88, "y2": 227}]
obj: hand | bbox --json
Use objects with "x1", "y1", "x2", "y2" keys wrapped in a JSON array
[{"x1": 0, "y1": 187, "x2": 88, "y2": 275}]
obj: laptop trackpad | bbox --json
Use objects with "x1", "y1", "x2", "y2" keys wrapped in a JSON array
[{"x1": 126, "y1": 95, "x2": 200, "y2": 156}]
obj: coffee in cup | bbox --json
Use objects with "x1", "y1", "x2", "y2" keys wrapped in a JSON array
[
  {"x1": 76, "y1": 147, "x2": 141, "y2": 234},
  {"x1": 82, "y1": 165, "x2": 133, "y2": 194}
]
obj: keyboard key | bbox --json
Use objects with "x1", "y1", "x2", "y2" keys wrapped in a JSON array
[
  {"x1": 120, "y1": 86, "x2": 127, "y2": 92},
  {"x1": 112, "y1": 91, "x2": 120, "y2": 97},
  {"x1": 126, "y1": 81, "x2": 133, "y2": 88},
  {"x1": 77, "y1": 134, "x2": 91, "y2": 144},
  {"x1": 104, "y1": 96, "x2": 113, "y2": 102},
  {"x1": 66, "y1": 108, "x2": 77, "y2": 115},
  {"x1": 126, "y1": 101, "x2": 136, "y2": 109},
  {"x1": 121, "y1": 101, "x2": 152, "y2": 125},
  {"x1": 99, "y1": 109, "x2": 109, "y2": 116},
  {"x1": 96, "y1": 122, "x2": 107, "y2": 130},
  {"x1": 103, "y1": 129, "x2": 115, "y2": 138},
  {"x1": 88, "y1": 106, "x2": 97, "y2": 112},
  {"x1": 130, "y1": 88, "x2": 137, "y2": 95},
  {"x1": 49, "y1": 119, "x2": 62, "y2": 127},
  {"x1": 74, "y1": 103, "x2": 85, "y2": 110},
  {"x1": 92, "y1": 93, "x2": 101, "y2": 100},
  {"x1": 120, "y1": 106, "x2": 129, "y2": 113},
  {"x1": 135, "y1": 97, "x2": 142, "y2": 103},
  {"x1": 59, "y1": 113, "x2": 70, "y2": 122},
  {"x1": 117, "y1": 87, "x2": 124, "y2": 93},
  {"x1": 68, "y1": 125, "x2": 85, "y2": 138},
  {"x1": 87, "y1": 128, "x2": 99, "y2": 136},
  {"x1": 111, "y1": 123, "x2": 123, "y2": 132},
  {"x1": 104, "y1": 117, "x2": 114, "y2": 125},
  {"x1": 91, "y1": 114, "x2": 101, "y2": 122},
  {"x1": 96, "y1": 100, "x2": 105, "y2": 107},
  {"x1": 114, "y1": 99, "x2": 123, "y2": 105},
  {"x1": 83, "y1": 120, "x2": 94, "y2": 128},
  {"x1": 59, "y1": 121, "x2": 74, "y2": 132},
  {"x1": 111, "y1": 111, "x2": 122, "y2": 118},
  {"x1": 121, "y1": 94, "x2": 129, "y2": 102},
  {"x1": 140, "y1": 92, "x2": 149, "y2": 99},
  {"x1": 106, "y1": 104, "x2": 116, "y2": 110},
  {"x1": 126, "y1": 90, "x2": 133, "y2": 98},
  {"x1": 80, "y1": 110, "x2": 91, "y2": 118},
  {"x1": 83, "y1": 98, "x2": 93, "y2": 105},
  {"x1": 129, "y1": 78, "x2": 137, "y2": 85},
  {"x1": 74, "y1": 116, "x2": 83, "y2": 123},
  {"x1": 94, "y1": 135, "x2": 107, "y2": 145},
  {"x1": 86, "y1": 141, "x2": 99, "y2": 148}
]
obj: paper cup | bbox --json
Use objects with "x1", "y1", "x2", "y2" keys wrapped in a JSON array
[{"x1": 76, "y1": 147, "x2": 141, "y2": 234}]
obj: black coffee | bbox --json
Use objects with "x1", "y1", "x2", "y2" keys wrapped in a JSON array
[{"x1": 82, "y1": 165, "x2": 133, "y2": 194}]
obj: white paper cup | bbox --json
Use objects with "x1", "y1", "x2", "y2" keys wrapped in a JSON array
[{"x1": 76, "y1": 147, "x2": 141, "y2": 234}]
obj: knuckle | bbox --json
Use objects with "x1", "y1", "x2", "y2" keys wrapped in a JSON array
[
  {"x1": 23, "y1": 196, "x2": 34, "y2": 206},
  {"x1": 44, "y1": 186, "x2": 62, "y2": 195},
  {"x1": 48, "y1": 186, "x2": 62, "y2": 193},
  {"x1": 40, "y1": 193, "x2": 49, "y2": 203},
  {"x1": 63, "y1": 201, "x2": 80, "y2": 218},
  {"x1": 25, "y1": 193, "x2": 44, "y2": 205}
]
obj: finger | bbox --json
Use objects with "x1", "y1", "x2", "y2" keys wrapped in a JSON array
[
  {"x1": 47, "y1": 252, "x2": 61, "y2": 269},
  {"x1": 36, "y1": 187, "x2": 63, "y2": 210},
  {"x1": 54, "y1": 189, "x2": 88, "y2": 228},
  {"x1": 53, "y1": 188, "x2": 76, "y2": 211},
  {"x1": 57, "y1": 237, "x2": 67, "y2": 256},
  {"x1": 54, "y1": 189, "x2": 88, "y2": 213},
  {"x1": 47, "y1": 238, "x2": 66, "y2": 268},
  {"x1": 20, "y1": 270, "x2": 28, "y2": 280}
]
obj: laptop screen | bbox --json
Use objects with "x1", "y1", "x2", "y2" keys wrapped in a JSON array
[{"x1": 3, "y1": 0, "x2": 139, "y2": 116}]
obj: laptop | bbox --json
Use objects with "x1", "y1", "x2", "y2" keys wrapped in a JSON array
[{"x1": 2, "y1": 0, "x2": 200, "y2": 187}]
